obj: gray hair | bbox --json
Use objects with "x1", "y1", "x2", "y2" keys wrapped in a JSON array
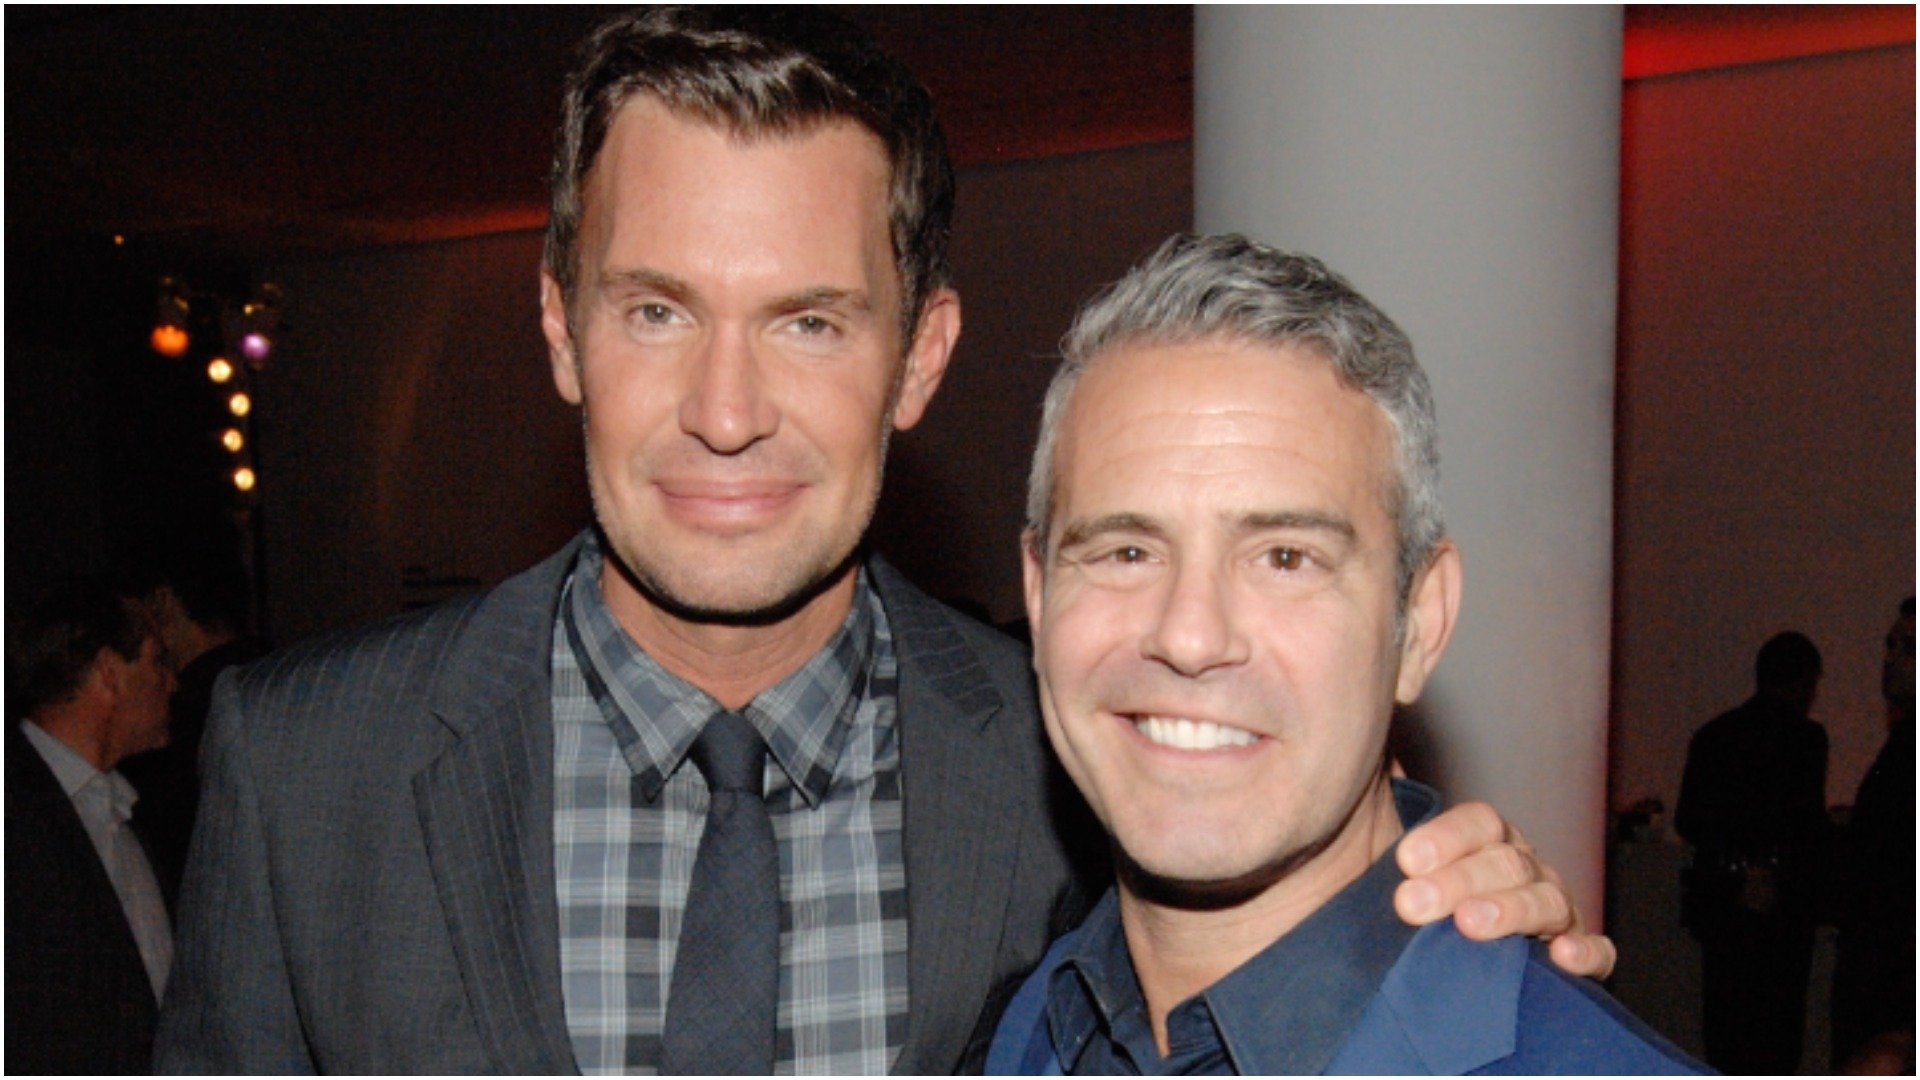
[{"x1": 1026, "y1": 233, "x2": 1445, "y2": 600}]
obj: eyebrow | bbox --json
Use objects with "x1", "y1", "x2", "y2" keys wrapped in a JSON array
[
  {"x1": 596, "y1": 270, "x2": 871, "y2": 316},
  {"x1": 1055, "y1": 512, "x2": 1167, "y2": 552},
  {"x1": 1053, "y1": 509, "x2": 1358, "y2": 552},
  {"x1": 771, "y1": 286, "x2": 872, "y2": 314},
  {"x1": 599, "y1": 267, "x2": 691, "y2": 301},
  {"x1": 1234, "y1": 510, "x2": 1357, "y2": 544}
]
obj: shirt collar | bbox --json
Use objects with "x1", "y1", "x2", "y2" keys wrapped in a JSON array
[
  {"x1": 1047, "y1": 779, "x2": 1444, "y2": 1074},
  {"x1": 19, "y1": 720, "x2": 137, "y2": 818},
  {"x1": 562, "y1": 530, "x2": 877, "y2": 807}
]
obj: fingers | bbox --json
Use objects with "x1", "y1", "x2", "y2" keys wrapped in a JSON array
[
  {"x1": 1393, "y1": 800, "x2": 1617, "y2": 979},
  {"x1": 1396, "y1": 801, "x2": 1511, "y2": 879},
  {"x1": 1550, "y1": 931, "x2": 1618, "y2": 980},
  {"x1": 1393, "y1": 844, "x2": 1560, "y2": 928}
]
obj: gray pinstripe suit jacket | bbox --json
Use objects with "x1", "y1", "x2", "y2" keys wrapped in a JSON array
[{"x1": 155, "y1": 536, "x2": 1094, "y2": 1073}]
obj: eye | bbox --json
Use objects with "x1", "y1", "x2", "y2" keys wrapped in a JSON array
[
  {"x1": 793, "y1": 314, "x2": 832, "y2": 334},
  {"x1": 1106, "y1": 545, "x2": 1151, "y2": 564},
  {"x1": 1265, "y1": 547, "x2": 1308, "y2": 572},
  {"x1": 635, "y1": 302, "x2": 675, "y2": 325}
]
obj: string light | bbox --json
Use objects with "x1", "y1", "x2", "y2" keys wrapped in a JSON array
[
  {"x1": 228, "y1": 391, "x2": 252, "y2": 418},
  {"x1": 152, "y1": 278, "x2": 190, "y2": 356},
  {"x1": 220, "y1": 428, "x2": 245, "y2": 453},
  {"x1": 232, "y1": 466, "x2": 257, "y2": 492},
  {"x1": 240, "y1": 332, "x2": 272, "y2": 362},
  {"x1": 150, "y1": 324, "x2": 189, "y2": 357},
  {"x1": 207, "y1": 357, "x2": 234, "y2": 384}
]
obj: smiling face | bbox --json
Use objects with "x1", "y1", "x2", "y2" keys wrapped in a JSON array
[
  {"x1": 543, "y1": 98, "x2": 956, "y2": 633},
  {"x1": 1024, "y1": 337, "x2": 1460, "y2": 903}
]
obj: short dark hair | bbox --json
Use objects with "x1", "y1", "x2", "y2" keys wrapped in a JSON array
[
  {"x1": 9, "y1": 576, "x2": 154, "y2": 720},
  {"x1": 1755, "y1": 631, "x2": 1822, "y2": 692},
  {"x1": 544, "y1": 6, "x2": 955, "y2": 343}
]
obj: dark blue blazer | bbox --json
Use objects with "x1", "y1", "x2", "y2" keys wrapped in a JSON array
[{"x1": 988, "y1": 919, "x2": 1709, "y2": 1074}]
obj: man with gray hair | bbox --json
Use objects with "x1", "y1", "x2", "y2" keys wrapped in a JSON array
[
  {"x1": 991, "y1": 235, "x2": 1701, "y2": 1073},
  {"x1": 158, "y1": 10, "x2": 1613, "y2": 1073}
]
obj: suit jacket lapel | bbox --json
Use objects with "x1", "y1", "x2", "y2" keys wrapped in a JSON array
[
  {"x1": 413, "y1": 539, "x2": 581, "y2": 1074},
  {"x1": 873, "y1": 558, "x2": 1031, "y2": 1074}
]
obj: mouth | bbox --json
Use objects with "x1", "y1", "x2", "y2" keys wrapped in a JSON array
[
  {"x1": 1125, "y1": 714, "x2": 1262, "y2": 751},
  {"x1": 653, "y1": 480, "x2": 805, "y2": 530}
]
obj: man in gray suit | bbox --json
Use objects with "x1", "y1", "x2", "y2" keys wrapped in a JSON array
[{"x1": 157, "y1": 8, "x2": 1611, "y2": 1073}]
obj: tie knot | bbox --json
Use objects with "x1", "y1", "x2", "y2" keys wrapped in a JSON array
[
  {"x1": 81, "y1": 772, "x2": 137, "y2": 823},
  {"x1": 688, "y1": 711, "x2": 767, "y2": 795}
]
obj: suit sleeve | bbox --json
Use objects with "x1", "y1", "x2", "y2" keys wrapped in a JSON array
[{"x1": 154, "y1": 670, "x2": 316, "y2": 1073}]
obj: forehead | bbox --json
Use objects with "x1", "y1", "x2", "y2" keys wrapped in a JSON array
[
  {"x1": 581, "y1": 97, "x2": 893, "y2": 277},
  {"x1": 1053, "y1": 337, "x2": 1396, "y2": 527}
]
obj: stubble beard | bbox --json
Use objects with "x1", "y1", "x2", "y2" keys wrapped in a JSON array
[
  {"x1": 579, "y1": 410, "x2": 897, "y2": 630},
  {"x1": 1111, "y1": 757, "x2": 1393, "y2": 914}
]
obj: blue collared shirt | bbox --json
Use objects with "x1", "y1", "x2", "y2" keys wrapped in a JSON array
[{"x1": 1044, "y1": 780, "x2": 1440, "y2": 1075}]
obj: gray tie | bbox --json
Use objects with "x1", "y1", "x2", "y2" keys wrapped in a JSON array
[{"x1": 660, "y1": 711, "x2": 779, "y2": 1074}]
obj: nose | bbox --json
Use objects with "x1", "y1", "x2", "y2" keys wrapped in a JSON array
[
  {"x1": 1141, "y1": 560, "x2": 1248, "y2": 677},
  {"x1": 678, "y1": 327, "x2": 780, "y2": 454}
]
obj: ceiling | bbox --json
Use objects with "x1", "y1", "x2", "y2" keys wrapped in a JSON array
[
  {"x1": 5, "y1": 7, "x2": 1191, "y2": 266},
  {"x1": 7, "y1": 6, "x2": 1907, "y2": 269}
]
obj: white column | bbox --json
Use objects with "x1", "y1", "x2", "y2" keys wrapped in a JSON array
[{"x1": 1196, "y1": 7, "x2": 1623, "y2": 922}]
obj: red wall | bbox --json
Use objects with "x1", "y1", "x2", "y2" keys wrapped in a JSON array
[{"x1": 1611, "y1": 44, "x2": 1916, "y2": 813}]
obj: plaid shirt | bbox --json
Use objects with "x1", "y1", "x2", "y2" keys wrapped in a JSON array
[{"x1": 552, "y1": 535, "x2": 907, "y2": 1074}]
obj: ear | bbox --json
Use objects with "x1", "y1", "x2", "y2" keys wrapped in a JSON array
[
  {"x1": 890, "y1": 288, "x2": 961, "y2": 432},
  {"x1": 88, "y1": 645, "x2": 128, "y2": 705},
  {"x1": 540, "y1": 270, "x2": 583, "y2": 406},
  {"x1": 1394, "y1": 540, "x2": 1463, "y2": 704}
]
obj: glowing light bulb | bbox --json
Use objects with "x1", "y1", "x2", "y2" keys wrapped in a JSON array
[
  {"x1": 151, "y1": 324, "x2": 189, "y2": 357},
  {"x1": 220, "y1": 428, "x2": 245, "y2": 453},
  {"x1": 233, "y1": 467, "x2": 257, "y2": 492},
  {"x1": 228, "y1": 392, "x2": 252, "y2": 417},
  {"x1": 240, "y1": 332, "x2": 271, "y2": 361},
  {"x1": 207, "y1": 357, "x2": 234, "y2": 383}
]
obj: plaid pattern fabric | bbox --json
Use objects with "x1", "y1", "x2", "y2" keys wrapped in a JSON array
[{"x1": 553, "y1": 536, "x2": 907, "y2": 1075}]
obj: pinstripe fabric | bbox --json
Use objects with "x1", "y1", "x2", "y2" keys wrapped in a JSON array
[
  {"x1": 554, "y1": 536, "x2": 907, "y2": 1075},
  {"x1": 158, "y1": 535, "x2": 1082, "y2": 1075}
]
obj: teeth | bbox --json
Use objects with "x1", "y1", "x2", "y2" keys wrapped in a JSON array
[{"x1": 1132, "y1": 715, "x2": 1259, "y2": 750}]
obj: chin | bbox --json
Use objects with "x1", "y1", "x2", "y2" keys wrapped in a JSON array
[
  {"x1": 1108, "y1": 810, "x2": 1333, "y2": 912},
  {"x1": 617, "y1": 542, "x2": 860, "y2": 627},
  {"x1": 1116, "y1": 843, "x2": 1306, "y2": 911}
]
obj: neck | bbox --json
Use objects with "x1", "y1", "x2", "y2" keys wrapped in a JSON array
[
  {"x1": 27, "y1": 706, "x2": 117, "y2": 772},
  {"x1": 1119, "y1": 774, "x2": 1403, "y2": 1056},
  {"x1": 601, "y1": 564, "x2": 859, "y2": 711}
]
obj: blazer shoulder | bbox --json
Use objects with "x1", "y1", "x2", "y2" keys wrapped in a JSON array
[
  {"x1": 223, "y1": 592, "x2": 487, "y2": 718},
  {"x1": 215, "y1": 538, "x2": 578, "y2": 760},
  {"x1": 1344, "y1": 923, "x2": 1708, "y2": 1075}
]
